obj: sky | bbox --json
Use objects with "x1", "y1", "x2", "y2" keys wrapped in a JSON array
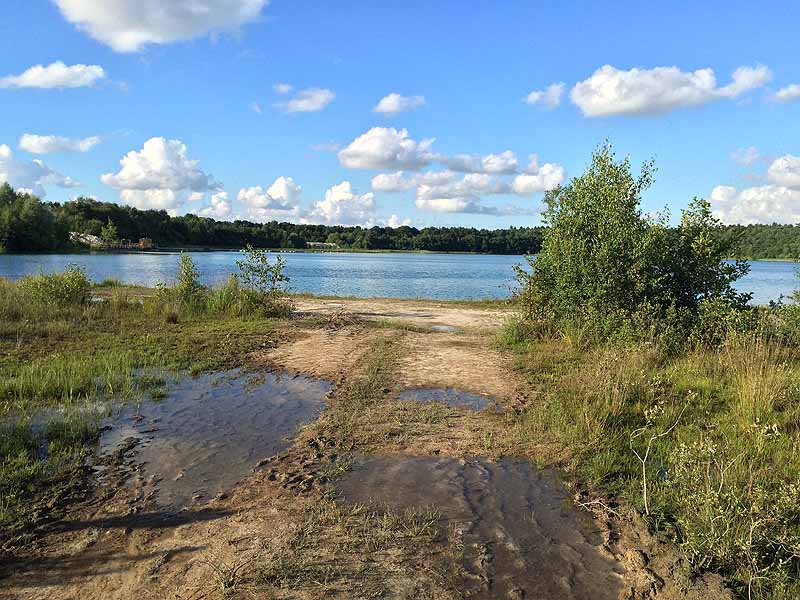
[{"x1": 1, "y1": 0, "x2": 800, "y2": 229}]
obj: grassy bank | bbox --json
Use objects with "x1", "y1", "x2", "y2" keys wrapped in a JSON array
[{"x1": 0, "y1": 259, "x2": 294, "y2": 536}]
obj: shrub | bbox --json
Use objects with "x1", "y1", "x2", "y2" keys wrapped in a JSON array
[
  {"x1": 235, "y1": 245, "x2": 292, "y2": 316},
  {"x1": 516, "y1": 142, "x2": 749, "y2": 345},
  {"x1": 17, "y1": 264, "x2": 91, "y2": 307},
  {"x1": 155, "y1": 253, "x2": 206, "y2": 316}
]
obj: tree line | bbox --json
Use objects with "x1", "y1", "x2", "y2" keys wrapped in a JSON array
[{"x1": 2, "y1": 183, "x2": 800, "y2": 258}]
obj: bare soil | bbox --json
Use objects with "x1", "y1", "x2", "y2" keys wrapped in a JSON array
[{"x1": 1, "y1": 298, "x2": 731, "y2": 600}]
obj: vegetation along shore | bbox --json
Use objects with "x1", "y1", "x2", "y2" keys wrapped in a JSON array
[
  {"x1": 3, "y1": 182, "x2": 800, "y2": 258},
  {"x1": 2, "y1": 145, "x2": 800, "y2": 599}
]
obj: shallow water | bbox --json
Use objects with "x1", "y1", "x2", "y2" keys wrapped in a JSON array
[
  {"x1": 98, "y1": 370, "x2": 330, "y2": 509},
  {"x1": 335, "y1": 456, "x2": 623, "y2": 599},
  {"x1": 397, "y1": 387, "x2": 501, "y2": 412}
]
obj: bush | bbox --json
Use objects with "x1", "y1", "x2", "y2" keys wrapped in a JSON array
[
  {"x1": 516, "y1": 142, "x2": 749, "y2": 345},
  {"x1": 235, "y1": 245, "x2": 292, "y2": 316},
  {"x1": 17, "y1": 265, "x2": 91, "y2": 307},
  {"x1": 155, "y1": 253, "x2": 206, "y2": 317}
]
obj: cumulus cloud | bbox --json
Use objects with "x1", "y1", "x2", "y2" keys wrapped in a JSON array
[
  {"x1": 767, "y1": 155, "x2": 800, "y2": 189},
  {"x1": 19, "y1": 133, "x2": 100, "y2": 154},
  {"x1": 570, "y1": 64, "x2": 771, "y2": 117},
  {"x1": 524, "y1": 83, "x2": 564, "y2": 108},
  {"x1": 101, "y1": 137, "x2": 220, "y2": 213},
  {"x1": 445, "y1": 150, "x2": 520, "y2": 175},
  {"x1": 237, "y1": 176, "x2": 303, "y2": 222},
  {"x1": 0, "y1": 144, "x2": 81, "y2": 197},
  {"x1": 278, "y1": 87, "x2": 335, "y2": 113},
  {"x1": 273, "y1": 82, "x2": 293, "y2": 94},
  {"x1": 730, "y1": 146, "x2": 761, "y2": 166},
  {"x1": 371, "y1": 170, "x2": 457, "y2": 192},
  {"x1": 710, "y1": 154, "x2": 800, "y2": 224},
  {"x1": 309, "y1": 181, "x2": 376, "y2": 225},
  {"x1": 711, "y1": 185, "x2": 800, "y2": 224},
  {"x1": 373, "y1": 93, "x2": 426, "y2": 116},
  {"x1": 774, "y1": 84, "x2": 800, "y2": 103},
  {"x1": 0, "y1": 61, "x2": 105, "y2": 89},
  {"x1": 53, "y1": 0, "x2": 268, "y2": 53},
  {"x1": 384, "y1": 214, "x2": 412, "y2": 228},
  {"x1": 511, "y1": 162, "x2": 566, "y2": 194},
  {"x1": 198, "y1": 190, "x2": 233, "y2": 220},
  {"x1": 338, "y1": 127, "x2": 436, "y2": 170}
]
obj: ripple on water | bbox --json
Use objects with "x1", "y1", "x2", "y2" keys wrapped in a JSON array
[
  {"x1": 335, "y1": 456, "x2": 624, "y2": 600},
  {"x1": 98, "y1": 370, "x2": 331, "y2": 509}
]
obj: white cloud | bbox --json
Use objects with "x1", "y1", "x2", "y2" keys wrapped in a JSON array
[
  {"x1": 774, "y1": 84, "x2": 800, "y2": 103},
  {"x1": 278, "y1": 87, "x2": 335, "y2": 113},
  {"x1": 710, "y1": 154, "x2": 800, "y2": 224},
  {"x1": 766, "y1": 155, "x2": 800, "y2": 189},
  {"x1": 198, "y1": 190, "x2": 233, "y2": 220},
  {"x1": 19, "y1": 133, "x2": 100, "y2": 154},
  {"x1": 570, "y1": 64, "x2": 771, "y2": 117},
  {"x1": 101, "y1": 137, "x2": 220, "y2": 213},
  {"x1": 249, "y1": 101, "x2": 263, "y2": 114},
  {"x1": 524, "y1": 83, "x2": 564, "y2": 108},
  {"x1": 338, "y1": 127, "x2": 436, "y2": 170},
  {"x1": 711, "y1": 184, "x2": 800, "y2": 224},
  {"x1": 730, "y1": 146, "x2": 761, "y2": 166},
  {"x1": 445, "y1": 150, "x2": 519, "y2": 175},
  {"x1": 237, "y1": 176, "x2": 303, "y2": 222},
  {"x1": 373, "y1": 93, "x2": 426, "y2": 116},
  {"x1": 309, "y1": 181, "x2": 376, "y2": 225},
  {"x1": 414, "y1": 172, "x2": 552, "y2": 215},
  {"x1": 0, "y1": 61, "x2": 105, "y2": 89},
  {"x1": 0, "y1": 143, "x2": 81, "y2": 197},
  {"x1": 384, "y1": 214, "x2": 412, "y2": 228},
  {"x1": 511, "y1": 162, "x2": 566, "y2": 194},
  {"x1": 371, "y1": 170, "x2": 457, "y2": 192},
  {"x1": 273, "y1": 82, "x2": 293, "y2": 94},
  {"x1": 53, "y1": 0, "x2": 268, "y2": 53}
]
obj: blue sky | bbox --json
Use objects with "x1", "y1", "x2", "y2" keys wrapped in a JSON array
[{"x1": 1, "y1": 1, "x2": 799, "y2": 228}]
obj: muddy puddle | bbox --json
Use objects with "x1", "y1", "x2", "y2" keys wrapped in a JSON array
[
  {"x1": 397, "y1": 387, "x2": 502, "y2": 411},
  {"x1": 98, "y1": 370, "x2": 330, "y2": 509},
  {"x1": 335, "y1": 456, "x2": 624, "y2": 599},
  {"x1": 430, "y1": 324, "x2": 461, "y2": 333}
]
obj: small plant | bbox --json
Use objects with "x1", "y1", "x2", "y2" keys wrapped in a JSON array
[
  {"x1": 18, "y1": 264, "x2": 91, "y2": 307},
  {"x1": 236, "y1": 245, "x2": 289, "y2": 298}
]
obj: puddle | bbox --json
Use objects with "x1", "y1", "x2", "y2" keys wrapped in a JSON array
[
  {"x1": 430, "y1": 324, "x2": 461, "y2": 333},
  {"x1": 397, "y1": 387, "x2": 502, "y2": 412},
  {"x1": 98, "y1": 370, "x2": 330, "y2": 509},
  {"x1": 335, "y1": 456, "x2": 623, "y2": 599}
]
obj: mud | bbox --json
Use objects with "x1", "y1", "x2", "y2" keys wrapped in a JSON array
[
  {"x1": 334, "y1": 455, "x2": 625, "y2": 600},
  {"x1": 97, "y1": 370, "x2": 330, "y2": 508},
  {"x1": 397, "y1": 387, "x2": 503, "y2": 412}
]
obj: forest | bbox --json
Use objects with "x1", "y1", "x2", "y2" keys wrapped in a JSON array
[{"x1": 2, "y1": 183, "x2": 800, "y2": 258}]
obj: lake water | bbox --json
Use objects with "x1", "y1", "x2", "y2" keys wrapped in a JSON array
[{"x1": 0, "y1": 251, "x2": 795, "y2": 304}]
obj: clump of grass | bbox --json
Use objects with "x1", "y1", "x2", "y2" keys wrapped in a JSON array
[
  {"x1": 0, "y1": 351, "x2": 135, "y2": 412},
  {"x1": 18, "y1": 265, "x2": 91, "y2": 308},
  {"x1": 502, "y1": 322, "x2": 800, "y2": 599}
]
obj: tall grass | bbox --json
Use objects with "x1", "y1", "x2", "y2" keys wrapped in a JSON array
[{"x1": 500, "y1": 313, "x2": 800, "y2": 599}]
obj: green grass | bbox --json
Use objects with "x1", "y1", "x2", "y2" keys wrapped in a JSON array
[
  {"x1": 499, "y1": 319, "x2": 800, "y2": 600},
  {"x1": 0, "y1": 272, "x2": 294, "y2": 534}
]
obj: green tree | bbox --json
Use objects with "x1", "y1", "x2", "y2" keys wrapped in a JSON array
[
  {"x1": 100, "y1": 219, "x2": 119, "y2": 244},
  {"x1": 516, "y1": 142, "x2": 749, "y2": 335}
]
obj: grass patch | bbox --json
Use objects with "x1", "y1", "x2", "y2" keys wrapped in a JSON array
[{"x1": 499, "y1": 320, "x2": 800, "y2": 599}]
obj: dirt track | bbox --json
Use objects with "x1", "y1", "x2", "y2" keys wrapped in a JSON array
[{"x1": 1, "y1": 298, "x2": 730, "y2": 600}]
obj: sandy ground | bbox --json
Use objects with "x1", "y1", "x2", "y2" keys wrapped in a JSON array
[{"x1": 1, "y1": 298, "x2": 730, "y2": 600}]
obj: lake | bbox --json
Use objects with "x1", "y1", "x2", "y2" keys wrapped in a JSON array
[{"x1": 0, "y1": 251, "x2": 795, "y2": 305}]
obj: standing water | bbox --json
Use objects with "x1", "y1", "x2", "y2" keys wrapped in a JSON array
[
  {"x1": 335, "y1": 456, "x2": 624, "y2": 599},
  {"x1": 98, "y1": 370, "x2": 330, "y2": 508}
]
